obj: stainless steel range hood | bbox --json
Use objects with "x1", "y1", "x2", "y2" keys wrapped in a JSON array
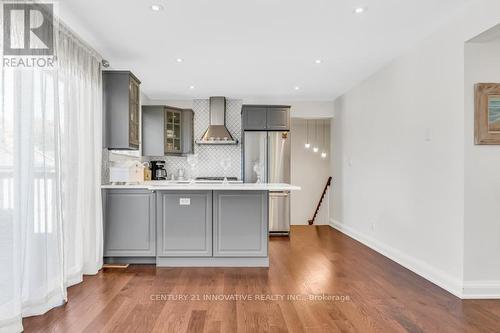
[{"x1": 196, "y1": 97, "x2": 238, "y2": 145}]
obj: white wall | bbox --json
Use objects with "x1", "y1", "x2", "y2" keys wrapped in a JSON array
[
  {"x1": 464, "y1": 41, "x2": 500, "y2": 289},
  {"x1": 291, "y1": 118, "x2": 331, "y2": 225},
  {"x1": 331, "y1": 28, "x2": 465, "y2": 294},
  {"x1": 145, "y1": 99, "x2": 193, "y2": 109},
  {"x1": 242, "y1": 99, "x2": 334, "y2": 118},
  {"x1": 149, "y1": 99, "x2": 334, "y2": 119},
  {"x1": 331, "y1": 0, "x2": 500, "y2": 298}
]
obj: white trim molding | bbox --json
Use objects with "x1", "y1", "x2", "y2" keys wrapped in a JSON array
[
  {"x1": 329, "y1": 219, "x2": 500, "y2": 299},
  {"x1": 329, "y1": 219, "x2": 464, "y2": 298},
  {"x1": 462, "y1": 281, "x2": 500, "y2": 299}
]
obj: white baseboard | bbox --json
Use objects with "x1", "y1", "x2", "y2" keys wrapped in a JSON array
[
  {"x1": 329, "y1": 218, "x2": 464, "y2": 298},
  {"x1": 462, "y1": 281, "x2": 500, "y2": 299},
  {"x1": 328, "y1": 219, "x2": 500, "y2": 299}
]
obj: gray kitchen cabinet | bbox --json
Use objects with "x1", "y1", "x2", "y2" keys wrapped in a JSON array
[
  {"x1": 241, "y1": 105, "x2": 290, "y2": 131},
  {"x1": 103, "y1": 189, "x2": 155, "y2": 257},
  {"x1": 242, "y1": 106, "x2": 267, "y2": 130},
  {"x1": 180, "y1": 109, "x2": 194, "y2": 155},
  {"x1": 266, "y1": 106, "x2": 290, "y2": 130},
  {"x1": 142, "y1": 105, "x2": 194, "y2": 156},
  {"x1": 103, "y1": 71, "x2": 141, "y2": 150},
  {"x1": 213, "y1": 191, "x2": 268, "y2": 257},
  {"x1": 164, "y1": 107, "x2": 182, "y2": 154},
  {"x1": 142, "y1": 105, "x2": 164, "y2": 156},
  {"x1": 157, "y1": 191, "x2": 212, "y2": 257}
]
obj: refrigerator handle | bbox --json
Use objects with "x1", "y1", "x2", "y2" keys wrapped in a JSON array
[{"x1": 267, "y1": 132, "x2": 270, "y2": 183}]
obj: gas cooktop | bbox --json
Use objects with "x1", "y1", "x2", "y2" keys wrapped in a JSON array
[{"x1": 195, "y1": 177, "x2": 238, "y2": 181}]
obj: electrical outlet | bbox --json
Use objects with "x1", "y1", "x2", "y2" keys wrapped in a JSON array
[{"x1": 179, "y1": 198, "x2": 191, "y2": 205}]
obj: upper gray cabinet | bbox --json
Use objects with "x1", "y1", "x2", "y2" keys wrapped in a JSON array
[
  {"x1": 241, "y1": 105, "x2": 290, "y2": 131},
  {"x1": 142, "y1": 105, "x2": 194, "y2": 156},
  {"x1": 242, "y1": 106, "x2": 267, "y2": 130},
  {"x1": 179, "y1": 109, "x2": 194, "y2": 154},
  {"x1": 141, "y1": 105, "x2": 164, "y2": 156},
  {"x1": 266, "y1": 107, "x2": 290, "y2": 130},
  {"x1": 103, "y1": 71, "x2": 141, "y2": 150}
]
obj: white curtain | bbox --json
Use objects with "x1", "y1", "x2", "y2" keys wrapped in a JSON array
[{"x1": 0, "y1": 20, "x2": 103, "y2": 332}]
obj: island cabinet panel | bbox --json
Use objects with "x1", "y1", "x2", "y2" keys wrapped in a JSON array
[
  {"x1": 213, "y1": 191, "x2": 268, "y2": 257},
  {"x1": 103, "y1": 189, "x2": 156, "y2": 257},
  {"x1": 157, "y1": 191, "x2": 212, "y2": 257}
]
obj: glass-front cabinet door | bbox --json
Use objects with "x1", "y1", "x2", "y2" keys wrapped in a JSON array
[
  {"x1": 128, "y1": 77, "x2": 140, "y2": 148},
  {"x1": 164, "y1": 108, "x2": 182, "y2": 154}
]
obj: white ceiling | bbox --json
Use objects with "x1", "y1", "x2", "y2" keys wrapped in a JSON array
[{"x1": 60, "y1": 0, "x2": 470, "y2": 101}]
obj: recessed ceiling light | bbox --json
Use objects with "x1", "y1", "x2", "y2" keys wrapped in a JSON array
[
  {"x1": 176, "y1": 58, "x2": 183, "y2": 63},
  {"x1": 294, "y1": 86, "x2": 300, "y2": 91},
  {"x1": 189, "y1": 85, "x2": 195, "y2": 90},
  {"x1": 354, "y1": 7, "x2": 365, "y2": 14},
  {"x1": 315, "y1": 59, "x2": 322, "y2": 64},
  {"x1": 151, "y1": 4, "x2": 164, "y2": 11}
]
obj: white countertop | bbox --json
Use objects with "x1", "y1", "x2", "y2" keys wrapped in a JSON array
[{"x1": 101, "y1": 181, "x2": 300, "y2": 191}]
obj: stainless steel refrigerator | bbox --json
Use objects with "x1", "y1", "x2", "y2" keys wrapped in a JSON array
[{"x1": 243, "y1": 131, "x2": 291, "y2": 235}]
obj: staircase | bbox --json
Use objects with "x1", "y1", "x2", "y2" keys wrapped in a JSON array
[{"x1": 308, "y1": 177, "x2": 333, "y2": 225}]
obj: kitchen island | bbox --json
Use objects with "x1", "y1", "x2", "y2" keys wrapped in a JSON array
[{"x1": 101, "y1": 182, "x2": 300, "y2": 267}]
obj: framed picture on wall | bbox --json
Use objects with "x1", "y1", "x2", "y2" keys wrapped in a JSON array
[{"x1": 475, "y1": 83, "x2": 500, "y2": 145}]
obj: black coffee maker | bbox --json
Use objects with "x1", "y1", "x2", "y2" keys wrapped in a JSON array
[{"x1": 150, "y1": 161, "x2": 167, "y2": 180}]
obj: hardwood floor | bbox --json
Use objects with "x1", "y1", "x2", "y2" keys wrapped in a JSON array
[{"x1": 23, "y1": 226, "x2": 500, "y2": 332}]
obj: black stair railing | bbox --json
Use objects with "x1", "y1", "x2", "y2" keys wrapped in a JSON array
[{"x1": 308, "y1": 177, "x2": 333, "y2": 225}]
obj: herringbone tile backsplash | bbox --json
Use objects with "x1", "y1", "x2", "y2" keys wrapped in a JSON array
[{"x1": 143, "y1": 99, "x2": 242, "y2": 179}]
